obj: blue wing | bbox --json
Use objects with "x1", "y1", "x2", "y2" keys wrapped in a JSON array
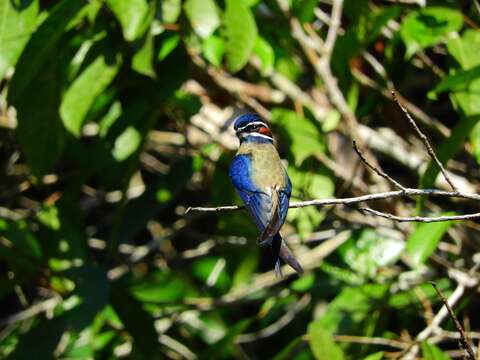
[
  {"x1": 229, "y1": 155, "x2": 292, "y2": 236},
  {"x1": 229, "y1": 154, "x2": 272, "y2": 231}
]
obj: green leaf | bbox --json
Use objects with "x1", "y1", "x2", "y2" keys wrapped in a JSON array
[
  {"x1": 447, "y1": 30, "x2": 480, "y2": 69},
  {"x1": 61, "y1": 51, "x2": 122, "y2": 136},
  {"x1": 224, "y1": 0, "x2": 257, "y2": 72},
  {"x1": 132, "y1": 30, "x2": 156, "y2": 78},
  {"x1": 428, "y1": 65, "x2": 480, "y2": 99},
  {"x1": 400, "y1": 7, "x2": 463, "y2": 58},
  {"x1": 157, "y1": 33, "x2": 180, "y2": 61},
  {"x1": 160, "y1": 0, "x2": 181, "y2": 24},
  {"x1": 271, "y1": 109, "x2": 326, "y2": 165},
  {"x1": 338, "y1": 229, "x2": 404, "y2": 278},
  {"x1": 406, "y1": 216, "x2": 453, "y2": 267},
  {"x1": 13, "y1": 54, "x2": 64, "y2": 176},
  {"x1": 203, "y1": 35, "x2": 225, "y2": 67},
  {"x1": 421, "y1": 342, "x2": 451, "y2": 360},
  {"x1": 112, "y1": 126, "x2": 142, "y2": 161},
  {"x1": 184, "y1": 0, "x2": 220, "y2": 38},
  {"x1": 106, "y1": 0, "x2": 150, "y2": 42},
  {"x1": 0, "y1": 0, "x2": 39, "y2": 80},
  {"x1": 308, "y1": 322, "x2": 345, "y2": 360},
  {"x1": 253, "y1": 36, "x2": 274, "y2": 75},
  {"x1": 7, "y1": 0, "x2": 85, "y2": 104}
]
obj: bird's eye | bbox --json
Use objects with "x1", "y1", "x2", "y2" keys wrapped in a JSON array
[{"x1": 250, "y1": 124, "x2": 259, "y2": 131}]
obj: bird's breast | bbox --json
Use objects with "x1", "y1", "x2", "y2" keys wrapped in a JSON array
[{"x1": 237, "y1": 143, "x2": 287, "y2": 190}]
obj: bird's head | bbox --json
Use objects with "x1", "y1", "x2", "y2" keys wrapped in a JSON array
[{"x1": 233, "y1": 114, "x2": 273, "y2": 143}]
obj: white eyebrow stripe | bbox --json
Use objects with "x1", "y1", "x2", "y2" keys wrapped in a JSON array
[
  {"x1": 236, "y1": 121, "x2": 269, "y2": 132},
  {"x1": 240, "y1": 132, "x2": 273, "y2": 140}
]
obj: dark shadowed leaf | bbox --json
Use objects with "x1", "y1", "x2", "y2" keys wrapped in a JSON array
[
  {"x1": 110, "y1": 284, "x2": 159, "y2": 359},
  {"x1": 7, "y1": 0, "x2": 85, "y2": 104}
]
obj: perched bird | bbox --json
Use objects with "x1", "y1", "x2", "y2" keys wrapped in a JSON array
[{"x1": 229, "y1": 113, "x2": 304, "y2": 276}]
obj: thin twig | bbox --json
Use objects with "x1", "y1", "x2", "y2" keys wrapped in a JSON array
[
  {"x1": 392, "y1": 91, "x2": 458, "y2": 192},
  {"x1": 352, "y1": 140, "x2": 406, "y2": 190},
  {"x1": 361, "y1": 208, "x2": 480, "y2": 223},
  {"x1": 430, "y1": 282, "x2": 475, "y2": 360}
]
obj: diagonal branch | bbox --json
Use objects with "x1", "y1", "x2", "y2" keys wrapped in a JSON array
[
  {"x1": 430, "y1": 282, "x2": 476, "y2": 360},
  {"x1": 352, "y1": 140, "x2": 406, "y2": 190},
  {"x1": 392, "y1": 91, "x2": 458, "y2": 192}
]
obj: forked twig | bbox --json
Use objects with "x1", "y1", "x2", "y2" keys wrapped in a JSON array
[
  {"x1": 391, "y1": 91, "x2": 457, "y2": 192},
  {"x1": 352, "y1": 140, "x2": 406, "y2": 190}
]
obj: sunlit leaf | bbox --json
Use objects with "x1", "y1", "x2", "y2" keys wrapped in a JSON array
[
  {"x1": 132, "y1": 30, "x2": 156, "y2": 78},
  {"x1": 0, "y1": 0, "x2": 39, "y2": 79},
  {"x1": 184, "y1": 0, "x2": 219, "y2": 38},
  {"x1": 224, "y1": 0, "x2": 257, "y2": 72},
  {"x1": 253, "y1": 36, "x2": 274, "y2": 75},
  {"x1": 203, "y1": 35, "x2": 225, "y2": 67},
  {"x1": 400, "y1": 7, "x2": 462, "y2": 58},
  {"x1": 308, "y1": 322, "x2": 344, "y2": 360},
  {"x1": 112, "y1": 126, "x2": 142, "y2": 161},
  {"x1": 106, "y1": 0, "x2": 150, "y2": 42},
  {"x1": 61, "y1": 52, "x2": 122, "y2": 136},
  {"x1": 406, "y1": 216, "x2": 453, "y2": 267}
]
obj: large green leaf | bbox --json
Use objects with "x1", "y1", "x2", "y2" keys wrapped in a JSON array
[
  {"x1": 61, "y1": 51, "x2": 122, "y2": 136},
  {"x1": 308, "y1": 322, "x2": 345, "y2": 360},
  {"x1": 400, "y1": 7, "x2": 463, "y2": 59},
  {"x1": 0, "y1": 0, "x2": 39, "y2": 79},
  {"x1": 7, "y1": 0, "x2": 85, "y2": 104},
  {"x1": 224, "y1": 0, "x2": 257, "y2": 72},
  {"x1": 13, "y1": 55, "x2": 64, "y2": 176},
  {"x1": 184, "y1": 0, "x2": 219, "y2": 38},
  {"x1": 106, "y1": 0, "x2": 150, "y2": 42},
  {"x1": 406, "y1": 216, "x2": 453, "y2": 267},
  {"x1": 271, "y1": 109, "x2": 326, "y2": 166}
]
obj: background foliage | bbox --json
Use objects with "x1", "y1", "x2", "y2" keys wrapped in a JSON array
[{"x1": 1, "y1": 0, "x2": 480, "y2": 359}]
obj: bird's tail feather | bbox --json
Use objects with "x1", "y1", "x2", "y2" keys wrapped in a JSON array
[{"x1": 272, "y1": 234, "x2": 304, "y2": 276}]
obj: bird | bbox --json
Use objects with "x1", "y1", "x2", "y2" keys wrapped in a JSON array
[{"x1": 228, "y1": 113, "x2": 304, "y2": 276}]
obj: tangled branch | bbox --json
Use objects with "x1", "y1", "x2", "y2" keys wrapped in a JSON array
[{"x1": 185, "y1": 92, "x2": 479, "y2": 223}]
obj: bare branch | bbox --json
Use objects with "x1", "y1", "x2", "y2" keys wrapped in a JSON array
[
  {"x1": 430, "y1": 282, "x2": 476, "y2": 360},
  {"x1": 185, "y1": 188, "x2": 480, "y2": 215},
  {"x1": 392, "y1": 91, "x2": 458, "y2": 192},
  {"x1": 361, "y1": 208, "x2": 480, "y2": 223},
  {"x1": 352, "y1": 140, "x2": 406, "y2": 190}
]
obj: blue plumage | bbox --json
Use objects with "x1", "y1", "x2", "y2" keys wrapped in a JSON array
[{"x1": 229, "y1": 114, "x2": 303, "y2": 275}]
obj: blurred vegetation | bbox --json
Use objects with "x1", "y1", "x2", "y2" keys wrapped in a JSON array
[{"x1": 1, "y1": 0, "x2": 480, "y2": 359}]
